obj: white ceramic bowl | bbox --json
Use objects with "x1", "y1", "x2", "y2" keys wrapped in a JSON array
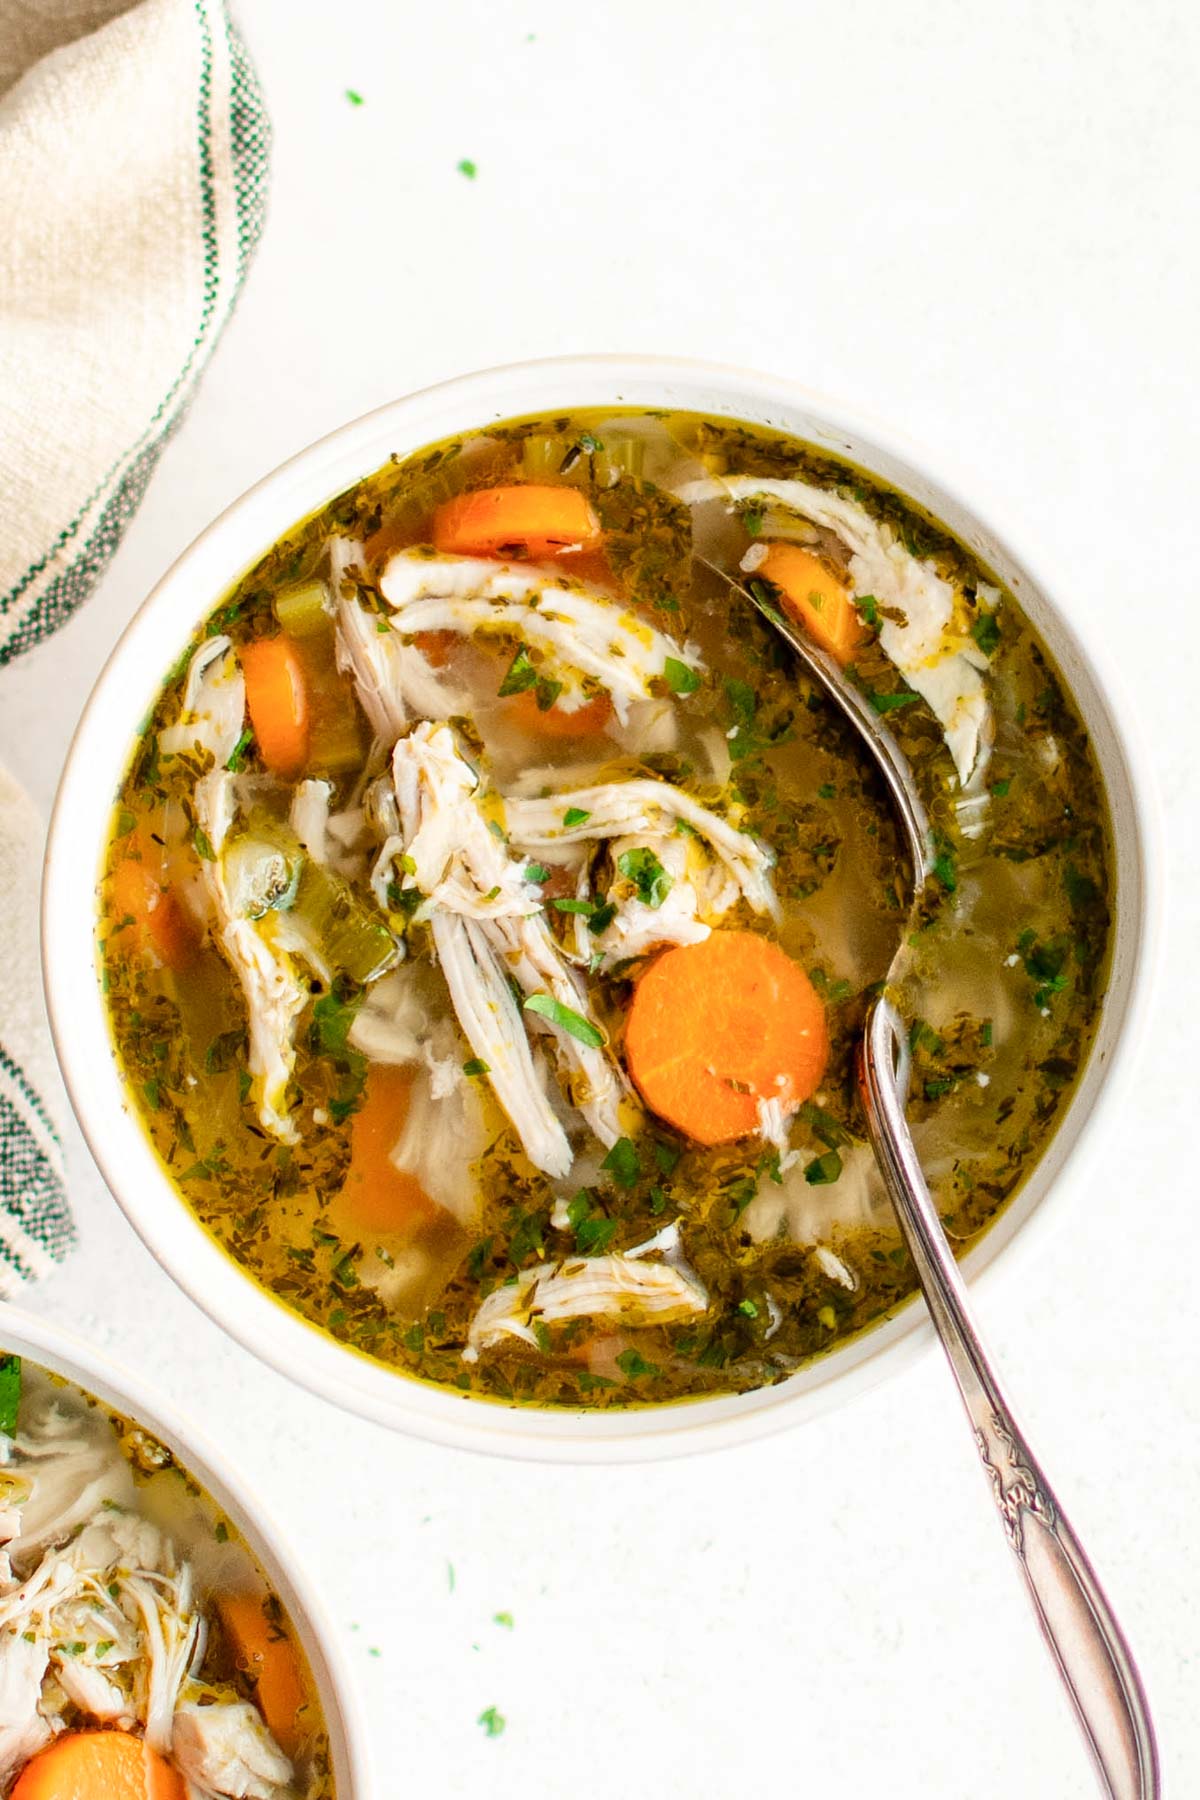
[
  {"x1": 43, "y1": 355, "x2": 1161, "y2": 1463},
  {"x1": 0, "y1": 1305, "x2": 373, "y2": 1795}
]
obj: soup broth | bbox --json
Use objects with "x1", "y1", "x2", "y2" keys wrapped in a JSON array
[
  {"x1": 98, "y1": 410, "x2": 1112, "y2": 1407},
  {"x1": 0, "y1": 1352, "x2": 332, "y2": 1796}
]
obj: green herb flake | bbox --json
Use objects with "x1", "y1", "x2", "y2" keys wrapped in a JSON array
[
  {"x1": 663, "y1": 656, "x2": 701, "y2": 695},
  {"x1": 991, "y1": 778, "x2": 1011, "y2": 798},
  {"x1": 493, "y1": 1611, "x2": 514, "y2": 1629},
  {"x1": 523, "y1": 992, "x2": 604, "y2": 1047},
  {"x1": 226, "y1": 726, "x2": 254, "y2": 772},
  {"x1": 575, "y1": 1215, "x2": 617, "y2": 1254},
  {"x1": 931, "y1": 846, "x2": 958, "y2": 893},
  {"x1": 616, "y1": 846, "x2": 672, "y2": 908},
  {"x1": 498, "y1": 645, "x2": 538, "y2": 697},
  {"x1": 868, "y1": 689, "x2": 921, "y2": 714},
  {"x1": 345, "y1": 88, "x2": 364, "y2": 106},
  {"x1": 971, "y1": 610, "x2": 1001, "y2": 656},
  {"x1": 192, "y1": 825, "x2": 216, "y2": 862},
  {"x1": 466, "y1": 1238, "x2": 493, "y2": 1280},
  {"x1": 653, "y1": 1139, "x2": 681, "y2": 1174},
  {"x1": 600, "y1": 1137, "x2": 641, "y2": 1188},
  {"x1": 805, "y1": 1150, "x2": 843, "y2": 1186},
  {"x1": 457, "y1": 158, "x2": 478, "y2": 180},
  {"x1": 478, "y1": 1705, "x2": 506, "y2": 1737},
  {"x1": 462, "y1": 1058, "x2": 491, "y2": 1077},
  {"x1": 737, "y1": 1298, "x2": 759, "y2": 1318},
  {"x1": 857, "y1": 594, "x2": 879, "y2": 627},
  {"x1": 616, "y1": 1348, "x2": 660, "y2": 1380},
  {"x1": 524, "y1": 863, "x2": 550, "y2": 884},
  {"x1": 562, "y1": 806, "x2": 591, "y2": 828}
]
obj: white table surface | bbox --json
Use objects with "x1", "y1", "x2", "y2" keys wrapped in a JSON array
[{"x1": 2, "y1": 1, "x2": 1197, "y2": 1793}]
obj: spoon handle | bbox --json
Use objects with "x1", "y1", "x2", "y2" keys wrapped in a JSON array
[{"x1": 860, "y1": 996, "x2": 1161, "y2": 1800}]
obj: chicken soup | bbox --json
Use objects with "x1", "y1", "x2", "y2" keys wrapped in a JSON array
[
  {"x1": 98, "y1": 412, "x2": 1112, "y2": 1406},
  {"x1": 0, "y1": 1353, "x2": 332, "y2": 1797}
]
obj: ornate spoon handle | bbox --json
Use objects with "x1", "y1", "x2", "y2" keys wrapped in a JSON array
[{"x1": 860, "y1": 996, "x2": 1161, "y2": 1800}]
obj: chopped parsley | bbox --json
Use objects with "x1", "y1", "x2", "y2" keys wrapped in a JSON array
[
  {"x1": 616, "y1": 1348, "x2": 660, "y2": 1379},
  {"x1": 616, "y1": 846, "x2": 671, "y2": 908},
  {"x1": 457, "y1": 158, "x2": 478, "y2": 180},
  {"x1": 523, "y1": 993, "x2": 604, "y2": 1047},
  {"x1": 478, "y1": 1706, "x2": 506, "y2": 1737},
  {"x1": 868, "y1": 688, "x2": 920, "y2": 714},
  {"x1": 562, "y1": 807, "x2": 591, "y2": 828},
  {"x1": 663, "y1": 655, "x2": 700, "y2": 695},
  {"x1": 805, "y1": 1150, "x2": 843, "y2": 1186},
  {"x1": 462, "y1": 1058, "x2": 490, "y2": 1077},
  {"x1": 600, "y1": 1137, "x2": 641, "y2": 1188},
  {"x1": 498, "y1": 645, "x2": 538, "y2": 697},
  {"x1": 971, "y1": 609, "x2": 1001, "y2": 656}
]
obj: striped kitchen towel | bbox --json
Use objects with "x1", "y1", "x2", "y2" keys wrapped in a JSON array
[{"x1": 0, "y1": 0, "x2": 269, "y2": 1289}]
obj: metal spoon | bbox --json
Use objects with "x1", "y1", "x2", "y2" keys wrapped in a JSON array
[{"x1": 700, "y1": 556, "x2": 1161, "y2": 1800}]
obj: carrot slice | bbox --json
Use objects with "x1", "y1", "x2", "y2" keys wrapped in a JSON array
[
  {"x1": 219, "y1": 1593, "x2": 309, "y2": 1757},
  {"x1": 505, "y1": 688, "x2": 614, "y2": 739},
  {"x1": 241, "y1": 637, "x2": 309, "y2": 778},
  {"x1": 754, "y1": 543, "x2": 869, "y2": 666},
  {"x1": 11, "y1": 1729, "x2": 186, "y2": 1800},
  {"x1": 432, "y1": 485, "x2": 601, "y2": 559},
  {"x1": 109, "y1": 857, "x2": 198, "y2": 972},
  {"x1": 624, "y1": 931, "x2": 829, "y2": 1145},
  {"x1": 340, "y1": 1064, "x2": 439, "y2": 1235}
]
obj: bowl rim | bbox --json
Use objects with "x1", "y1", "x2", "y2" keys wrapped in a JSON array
[
  {"x1": 0, "y1": 1300, "x2": 375, "y2": 1797},
  {"x1": 41, "y1": 352, "x2": 1164, "y2": 1463}
]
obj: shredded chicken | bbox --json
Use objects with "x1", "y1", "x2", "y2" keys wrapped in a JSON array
[
  {"x1": 463, "y1": 1238, "x2": 708, "y2": 1361},
  {"x1": 194, "y1": 773, "x2": 309, "y2": 1144},
  {"x1": 159, "y1": 637, "x2": 246, "y2": 769},
  {"x1": 289, "y1": 779, "x2": 332, "y2": 863},
  {"x1": 433, "y1": 911, "x2": 573, "y2": 1178},
  {"x1": 592, "y1": 832, "x2": 710, "y2": 964},
  {"x1": 2, "y1": 1391, "x2": 298, "y2": 1799},
  {"x1": 379, "y1": 550, "x2": 702, "y2": 723},
  {"x1": 503, "y1": 776, "x2": 779, "y2": 918},
  {"x1": 380, "y1": 723, "x2": 632, "y2": 1169},
  {"x1": 677, "y1": 475, "x2": 993, "y2": 786},
  {"x1": 0, "y1": 1633, "x2": 51, "y2": 1784},
  {"x1": 173, "y1": 1686, "x2": 294, "y2": 1799},
  {"x1": 348, "y1": 976, "x2": 487, "y2": 1228}
]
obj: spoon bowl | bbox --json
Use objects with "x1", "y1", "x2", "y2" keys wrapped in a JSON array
[{"x1": 700, "y1": 552, "x2": 1161, "y2": 1800}]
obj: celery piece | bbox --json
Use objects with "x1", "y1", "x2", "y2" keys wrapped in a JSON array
[
  {"x1": 274, "y1": 580, "x2": 333, "y2": 638},
  {"x1": 521, "y1": 435, "x2": 563, "y2": 480},
  {"x1": 291, "y1": 861, "x2": 398, "y2": 984},
  {"x1": 306, "y1": 707, "x2": 363, "y2": 777},
  {"x1": 595, "y1": 435, "x2": 645, "y2": 485}
]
